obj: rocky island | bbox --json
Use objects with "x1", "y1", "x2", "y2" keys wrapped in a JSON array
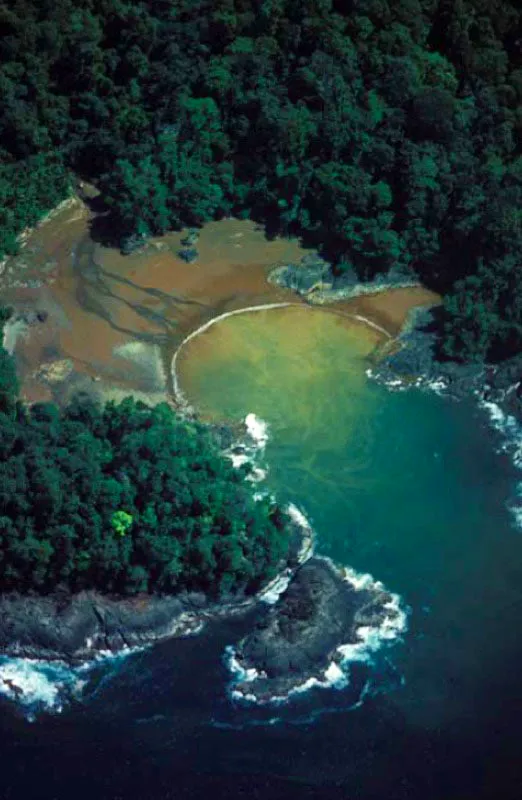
[{"x1": 228, "y1": 557, "x2": 405, "y2": 704}]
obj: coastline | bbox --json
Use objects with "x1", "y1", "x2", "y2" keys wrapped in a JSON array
[
  {"x1": 0, "y1": 217, "x2": 440, "y2": 714},
  {"x1": 0, "y1": 427, "x2": 313, "y2": 666},
  {"x1": 269, "y1": 254, "x2": 521, "y2": 444},
  {"x1": 227, "y1": 556, "x2": 407, "y2": 705},
  {"x1": 369, "y1": 305, "x2": 522, "y2": 424},
  {"x1": 170, "y1": 301, "x2": 395, "y2": 411},
  {"x1": 0, "y1": 194, "x2": 79, "y2": 278}
]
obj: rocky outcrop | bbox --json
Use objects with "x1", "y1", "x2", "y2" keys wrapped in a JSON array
[
  {"x1": 373, "y1": 306, "x2": 522, "y2": 421},
  {"x1": 269, "y1": 254, "x2": 418, "y2": 303},
  {"x1": 0, "y1": 590, "x2": 206, "y2": 663},
  {"x1": 269, "y1": 254, "x2": 333, "y2": 296},
  {"x1": 483, "y1": 355, "x2": 522, "y2": 420},
  {"x1": 0, "y1": 507, "x2": 310, "y2": 666},
  {"x1": 178, "y1": 229, "x2": 200, "y2": 263},
  {"x1": 229, "y1": 557, "x2": 400, "y2": 703},
  {"x1": 178, "y1": 247, "x2": 199, "y2": 263}
]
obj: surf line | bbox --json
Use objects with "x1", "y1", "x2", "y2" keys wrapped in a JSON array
[{"x1": 170, "y1": 302, "x2": 393, "y2": 408}]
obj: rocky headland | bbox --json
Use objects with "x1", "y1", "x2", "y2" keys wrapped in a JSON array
[
  {"x1": 268, "y1": 254, "x2": 419, "y2": 303},
  {"x1": 0, "y1": 506, "x2": 308, "y2": 668},
  {"x1": 371, "y1": 306, "x2": 522, "y2": 422}
]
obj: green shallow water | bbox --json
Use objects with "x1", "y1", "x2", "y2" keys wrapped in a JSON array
[{"x1": 176, "y1": 306, "x2": 522, "y2": 729}]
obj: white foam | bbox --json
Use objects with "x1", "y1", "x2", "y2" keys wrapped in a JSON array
[
  {"x1": 366, "y1": 368, "x2": 448, "y2": 396},
  {"x1": 286, "y1": 503, "x2": 312, "y2": 533},
  {"x1": 479, "y1": 398, "x2": 522, "y2": 530},
  {"x1": 224, "y1": 646, "x2": 262, "y2": 683},
  {"x1": 324, "y1": 660, "x2": 347, "y2": 685},
  {"x1": 223, "y1": 412, "x2": 270, "y2": 480},
  {"x1": 225, "y1": 558, "x2": 408, "y2": 706},
  {"x1": 228, "y1": 452, "x2": 250, "y2": 469},
  {"x1": 245, "y1": 413, "x2": 269, "y2": 449},
  {"x1": 258, "y1": 571, "x2": 292, "y2": 605},
  {"x1": 0, "y1": 657, "x2": 85, "y2": 715},
  {"x1": 428, "y1": 377, "x2": 449, "y2": 394},
  {"x1": 286, "y1": 503, "x2": 315, "y2": 563},
  {"x1": 250, "y1": 466, "x2": 267, "y2": 482},
  {"x1": 0, "y1": 634, "x2": 154, "y2": 719},
  {"x1": 480, "y1": 400, "x2": 522, "y2": 463},
  {"x1": 256, "y1": 505, "x2": 314, "y2": 605},
  {"x1": 226, "y1": 452, "x2": 266, "y2": 483},
  {"x1": 509, "y1": 504, "x2": 522, "y2": 529}
]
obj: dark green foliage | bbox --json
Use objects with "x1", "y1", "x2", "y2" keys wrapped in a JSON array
[
  {"x1": 0, "y1": 153, "x2": 71, "y2": 259},
  {"x1": 0, "y1": 327, "x2": 289, "y2": 597},
  {"x1": 0, "y1": 0, "x2": 521, "y2": 360},
  {"x1": 0, "y1": 308, "x2": 19, "y2": 414}
]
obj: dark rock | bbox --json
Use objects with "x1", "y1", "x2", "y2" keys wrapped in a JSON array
[
  {"x1": 230, "y1": 557, "x2": 397, "y2": 702},
  {"x1": 181, "y1": 229, "x2": 199, "y2": 247},
  {"x1": 270, "y1": 255, "x2": 332, "y2": 295},
  {"x1": 0, "y1": 591, "x2": 193, "y2": 663},
  {"x1": 374, "y1": 307, "x2": 522, "y2": 421},
  {"x1": 0, "y1": 508, "x2": 309, "y2": 664},
  {"x1": 178, "y1": 247, "x2": 199, "y2": 264},
  {"x1": 15, "y1": 309, "x2": 48, "y2": 327},
  {"x1": 487, "y1": 355, "x2": 522, "y2": 394},
  {"x1": 120, "y1": 233, "x2": 148, "y2": 255}
]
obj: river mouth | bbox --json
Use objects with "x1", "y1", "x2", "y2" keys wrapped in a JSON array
[
  {"x1": 172, "y1": 303, "x2": 394, "y2": 418},
  {"x1": 171, "y1": 295, "x2": 522, "y2": 729},
  {"x1": 0, "y1": 194, "x2": 438, "y2": 409},
  {"x1": 6, "y1": 199, "x2": 521, "y2": 731}
]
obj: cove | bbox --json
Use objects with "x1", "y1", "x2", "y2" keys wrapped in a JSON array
[
  {"x1": 2, "y1": 207, "x2": 522, "y2": 798},
  {"x1": 176, "y1": 304, "x2": 522, "y2": 729}
]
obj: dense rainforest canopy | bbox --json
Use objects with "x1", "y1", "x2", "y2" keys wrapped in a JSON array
[
  {"x1": 0, "y1": 312, "x2": 289, "y2": 596},
  {"x1": 0, "y1": 0, "x2": 521, "y2": 360}
]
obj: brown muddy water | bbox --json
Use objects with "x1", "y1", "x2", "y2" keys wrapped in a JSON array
[{"x1": 0, "y1": 195, "x2": 439, "y2": 406}]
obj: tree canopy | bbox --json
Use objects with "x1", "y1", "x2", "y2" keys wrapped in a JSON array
[
  {"x1": 0, "y1": 0, "x2": 520, "y2": 360},
  {"x1": 0, "y1": 313, "x2": 289, "y2": 597}
]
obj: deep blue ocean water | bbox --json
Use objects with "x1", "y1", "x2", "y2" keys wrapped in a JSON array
[{"x1": 2, "y1": 308, "x2": 522, "y2": 800}]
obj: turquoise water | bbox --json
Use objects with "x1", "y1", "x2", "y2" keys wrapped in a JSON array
[
  {"x1": 3, "y1": 305, "x2": 522, "y2": 800},
  {"x1": 178, "y1": 306, "x2": 522, "y2": 729}
]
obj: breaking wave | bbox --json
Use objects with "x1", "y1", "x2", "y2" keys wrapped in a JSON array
[
  {"x1": 366, "y1": 367, "x2": 448, "y2": 396},
  {"x1": 0, "y1": 657, "x2": 88, "y2": 720},
  {"x1": 0, "y1": 644, "x2": 148, "y2": 721},
  {"x1": 224, "y1": 505, "x2": 408, "y2": 707},
  {"x1": 479, "y1": 399, "x2": 522, "y2": 529},
  {"x1": 224, "y1": 413, "x2": 269, "y2": 482}
]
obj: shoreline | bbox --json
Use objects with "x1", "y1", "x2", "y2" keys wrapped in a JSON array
[
  {"x1": 270, "y1": 256, "x2": 522, "y2": 448},
  {"x1": 0, "y1": 194, "x2": 79, "y2": 278},
  {"x1": 0, "y1": 217, "x2": 439, "y2": 714},
  {"x1": 170, "y1": 301, "x2": 395, "y2": 410},
  {"x1": 226, "y1": 555, "x2": 407, "y2": 706},
  {"x1": 0, "y1": 198, "x2": 441, "y2": 409},
  {"x1": 0, "y1": 494, "x2": 313, "y2": 668},
  {"x1": 371, "y1": 305, "x2": 522, "y2": 421}
]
